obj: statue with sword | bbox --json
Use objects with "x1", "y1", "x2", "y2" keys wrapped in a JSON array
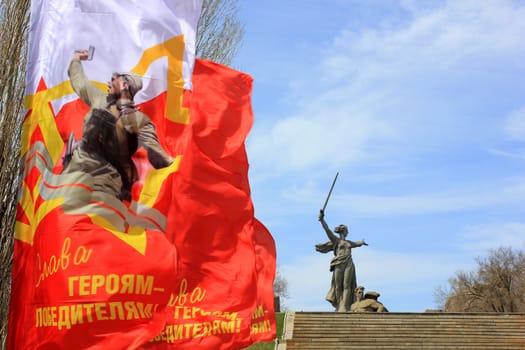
[{"x1": 315, "y1": 173, "x2": 368, "y2": 312}]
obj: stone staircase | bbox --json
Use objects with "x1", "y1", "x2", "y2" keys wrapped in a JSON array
[{"x1": 276, "y1": 312, "x2": 525, "y2": 349}]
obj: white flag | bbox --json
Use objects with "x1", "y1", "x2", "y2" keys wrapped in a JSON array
[{"x1": 26, "y1": 0, "x2": 201, "y2": 110}]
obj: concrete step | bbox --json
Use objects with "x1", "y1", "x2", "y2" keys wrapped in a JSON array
[{"x1": 278, "y1": 312, "x2": 525, "y2": 350}]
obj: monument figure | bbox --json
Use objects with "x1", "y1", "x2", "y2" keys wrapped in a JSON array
[
  {"x1": 350, "y1": 286, "x2": 388, "y2": 312},
  {"x1": 316, "y1": 209, "x2": 368, "y2": 312}
]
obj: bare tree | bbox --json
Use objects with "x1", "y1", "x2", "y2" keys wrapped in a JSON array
[
  {"x1": 274, "y1": 268, "x2": 289, "y2": 311},
  {"x1": 436, "y1": 247, "x2": 525, "y2": 312},
  {"x1": 196, "y1": 0, "x2": 245, "y2": 66},
  {"x1": 0, "y1": 0, "x2": 30, "y2": 347}
]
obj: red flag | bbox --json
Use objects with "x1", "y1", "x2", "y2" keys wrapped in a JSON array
[
  {"x1": 143, "y1": 59, "x2": 276, "y2": 349},
  {"x1": 250, "y1": 219, "x2": 278, "y2": 343},
  {"x1": 9, "y1": 139, "x2": 179, "y2": 350},
  {"x1": 9, "y1": 1, "x2": 201, "y2": 349},
  {"x1": 10, "y1": 3, "x2": 277, "y2": 345}
]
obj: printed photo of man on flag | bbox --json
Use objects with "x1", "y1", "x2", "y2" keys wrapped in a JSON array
[{"x1": 61, "y1": 48, "x2": 173, "y2": 203}]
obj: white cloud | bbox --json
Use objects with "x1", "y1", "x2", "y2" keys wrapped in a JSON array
[
  {"x1": 248, "y1": 0, "x2": 525, "y2": 176},
  {"x1": 343, "y1": 185, "x2": 525, "y2": 217},
  {"x1": 504, "y1": 107, "x2": 525, "y2": 141},
  {"x1": 319, "y1": 0, "x2": 525, "y2": 89},
  {"x1": 460, "y1": 222, "x2": 525, "y2": 252},
  {"x1": 278, "y1": 177, "x2": 525, "y2": 218},
  {"x1": 488, "y1": 148, "x2": 525, "y2": 161},
  {"x1": 279, "y1": 254, "x2": 331, "y2": 311},
  {"x1": 248, "y1": 111, "x2": 389, "y2": 171}
]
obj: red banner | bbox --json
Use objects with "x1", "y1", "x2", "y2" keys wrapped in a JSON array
[
  {"x1": 143, "y1": 59, "x2": 276, "y2": 349},
  {"x1": 251, "y1": 219, "x2": 278, "y2": 343},
  {"x1": 9, "y1": 54, "x2": 276, "y2": 348},
  {"x1": 10, "y1": 4, "x2": 276, "y2": 348}
]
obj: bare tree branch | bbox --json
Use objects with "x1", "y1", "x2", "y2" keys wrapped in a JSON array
[
  {"x1": 196, "y1": 0, "x2": 245, "y2": 67},
  {"x1": 0, "y1": 0, "x2": 30, "y2": 347},
  {"x1": 440, "y1": 247, "x2": 525, "y2": 312}
]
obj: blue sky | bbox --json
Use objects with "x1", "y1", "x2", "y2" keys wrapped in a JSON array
[{"x1": 233, "y1": 0, "x2": 525, "y2": 312}]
